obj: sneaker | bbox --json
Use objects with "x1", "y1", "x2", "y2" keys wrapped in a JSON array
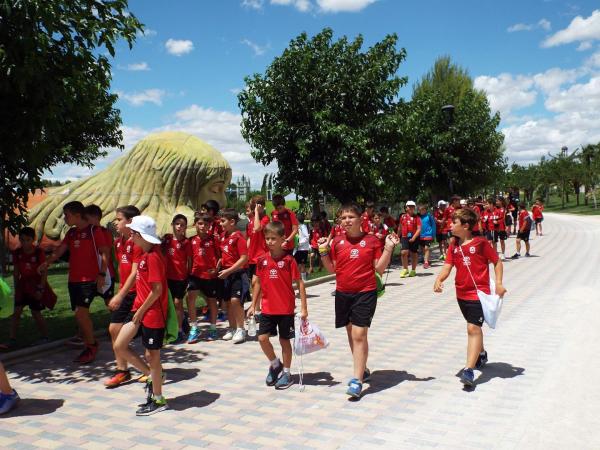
[
  {"x1": 511, "y1": 253, "x2": 520, "y2": 260},
  {"x1": 363, "y1": 368, "x2": 372, "y2": 383},
  {"x1": 137, "y1": 374, "x2": 150, "y2": 383},
  {"x1": 217, "y1": 311, "x2": 226, "y2": 323},
  {"x1": 423, "y1": 262, "x2": 430, "y2": 269},
  {"x1": 232, "y1": 328, "x2": 246, "y2": 344},
  {"x1": 409, "y1": 269, "x2": 417, "y2": 277},
  {"x1": 74, "y1": 342, "x2": 98, "y2": 364},
  {"x1": 140, "y1": 372, "x2": 167, "y2": 406},
  {"x1": 525, "y1": 253, "x2": 531, "y2": 257},
  {"x1": 222, "y1": 329, "x2": 234, "y2": 341},
  {"x1": 475, "y1": 351, "x2": 488, "y2": 369},
  {"x1": 399, "y1": 269, "x2": 409, "y2": 278},
  {"x1": 187, "y1": 327, "x2": 200, "y2": 344},
  {"x1": 439, "y1": 254, "x2": 445, "y2": 261},
  {"x1": 206, "y1": 328, "x2": 218, "y2": 341},
  {"x1": 104, "y1": 370, "x2": 132, "y2": 388},
  {"x1": 0, "y1": 390, "x2": 20, "y2": 415},
  {"x1": 266, "y1": 361, "x2": 283, "y2": 386},
  {"x1": 460, "y1": 368, "x2": 475, "y2": 387},
  {"x1": 346, "y1": 378, "x2": 363, "y2": 398},
  {"x1": 136, "y1": 397, "x2": 168, "y2": 416},
  {"x1": 501, "y1": 254, "x2": 506, "y2": 261},
  {"x1": 275, "y1": 371, "x2": 294, "y2": 390}
]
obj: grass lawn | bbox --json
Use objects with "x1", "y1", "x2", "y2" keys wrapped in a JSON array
[
  {"x1": 542, "y1": 194, "x2": 600, "y2": 216},
  {"x1": 1, "y1": 265, "x2": 110, "y2": 352}
]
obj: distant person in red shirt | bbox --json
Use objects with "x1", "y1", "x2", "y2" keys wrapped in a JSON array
[
  {"x1": 494, "y1": 197, "x2": 508, "y2": 260},
  {"x1": 248, "y1": 221, "x2": 308, "y2": 390},
  {"x1": 162, "y1": 214, "x2": 192, "y2": 343},
  {"x1": 105, "y1": 205, "x2": 145, "y2": 389},
  {"x1": 466, "y1": 199, "x2": 482, "y2": 236},
  {"x1": 319, "y1": 202, "x2": 399, "y2": 398},
  {"x1": 444, "y1": 196, "x2": 461, "y2": 239},
  {"x1": 114, "y1": 215, "x2": 169, "y2": 416},
  {"x1": 270, "y1": 194, "x2": 299, "y2": 253},
  {"x1": 512, "y1": 203, "x2": 533, "y2": 259},
  {"x1": 7, "y1": 227, "x2": 50, "y2": 348},
  {"x1": 399, "y1": 201, "x2": 422, "y2": 278},
  {"x1": 219, "y1": 209, "x2": 250, "y2": 344},
  {"x1": 532, "y1": 198, "x2": 544, "y2": 236},
  {"x1": 434, "y1": 208, "x2": 507, "y2": 387},
  {"x1": 84, "y1": 205, "x2": 117, "y2": 303},
  {"x1": 186, "y1": 213, "x2": 221, "y2": 343},
  {"x1": 372, "y1": 211, "x2": 390, "y2": 250},
  {"x1": 200, "y1": 200, "x2": 223, "y2": 238},
  {"x1": 435, "y1": 201, "x2": 449, "y2": 260},
  {"x1": 379, "y1": 206, "x2": 396, "y2": 231},
  {"x1": 309, "y1": 215, "x2": 324, "y2": 273},
  {"x1": 247, "y1": 195, "x2": 270, "y2": 286},
  {"x1": 361, "y1": 201, "x2": 376, "y2": 234},
  {"x1": 481, "y1": 198, "x2": 496, "y2": 247},
  {"x1": 39, "y1": 201, "x2": 110, "y2": 364}
]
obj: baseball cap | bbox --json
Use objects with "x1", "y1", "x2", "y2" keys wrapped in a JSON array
[
  {"x1": 437, "y1": 200, "x2": 447, "y2": 207},
  {"x1": 406, "y1": 201, "x2": 416, "y2": 207},
  {"x1": 126, "y1": 215, "x2": 161, "y2": 244},
  {"x1": 460, "y1": 199, "x2": 467, "y2": 206}
]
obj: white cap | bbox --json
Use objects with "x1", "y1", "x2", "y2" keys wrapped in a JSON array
[
  {"x1": 460, "y1": 199, "x2": 467, "y2": 206},
  {"x1": 437, "y1": 200, "x2": 447, "y2": 207},
  {"x1": 126, "y1": 215, "x2": 161, "y2": 244},
  {"x1": 406, "y1": 200, "x2": 416, "y2": 207}
]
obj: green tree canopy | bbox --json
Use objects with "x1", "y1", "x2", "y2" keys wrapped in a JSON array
[{"x1": 238, "y1": 28, "x2": 407, "y2": 204}]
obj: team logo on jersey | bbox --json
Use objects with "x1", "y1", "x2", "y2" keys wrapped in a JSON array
[
  {"x1": 176, "y1": 243, "x2": 181, "y2": 249},
  {"x1": 277, "y1": 261, "x2": 285, "y2": 268},
  {"x1": 359, "y1": 240, "x2": 366, "y2": 248},
  {"x1": 204, "y1": 242, "x2": 211, "y2": 247},
  {"x1": 269, "y1": 269, "x2": 278, "y2": 279},
  {"x1": 262, "y1": 259, "x2": 268, "y2": 266},
  {"x1": 469, "y1": 247, "x2": 476, "y2": 254},
  {"x1": 126, "y1": 245, "x2": 131, "y2": 253},
  {"x1": 229, "y1": 239, "x2": 234, "y2": 244},
  {"x1": 350, "y1": 249, "x2": 359, "y2": 259},
  {"x1": 81, "y1": 232, "x2": 87, "y2": 238},
  {"x1": 168, "y1": 248, "x2": 175, "y2": 255},
  {"x1": 139, "y1": 260, "x2": 146, "y2": 269},
  {"x1": 199, "y1": 249, "x2": 205, "y2": 256},
  {"x1": 340, "y1": 240, "x2": 345, "y2": 245},
  {"x1": 462, "y1": 256, "x2": 471, "y2": 266},
  {"x1": 223, "y1": 245, "x2": 229, "y2": 253}
]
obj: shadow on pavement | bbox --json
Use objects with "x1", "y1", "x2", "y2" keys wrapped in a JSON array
[
  {"x1": 359, "y1": 370, "x2": 435, "y2": 399},
  {"x1": 163, "y1": 367, "x2": 200, "y2": 385},
  {"x1": 296, "y1": 371, "x2": 340, "y2": 387},
  {"x1": 168, "y1": 390, "x2": 220, "y2": 411},
  {"x1": 476, "y1": 362, "x2": 525, "y2": 385},
  {"x1": 1, "y1": 398, "x2": 64, "y2": 417}
]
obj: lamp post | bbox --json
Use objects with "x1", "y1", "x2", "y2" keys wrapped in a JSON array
[{"x1": 441, "y1": 104, "x2": 455, "y2": 195}]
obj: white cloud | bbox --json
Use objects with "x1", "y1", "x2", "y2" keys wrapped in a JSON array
[
  {"x1": 165, "y1": 38, "x2": 194, "y2": 56},
  {"x1": 137, "y1": 28, "x2": 157, "y2": 38},
  {"x1": 241, "y1": 38, "x2": 268, "y2": 56},
  {"x1": 585, "y1": 50, "x2": 600, "y2": 68},
  {"x1": 271, "y1": 0, "x2": 311, "y2": 12},
  {"x1": 126, "y1": 62, "x2": 150, "y2": 71},
  {"x1": 230, "y1": 88, "x2": 242, "y2": 95},
  {"x1": 118, "y1": 89, "x2": 166, "y2": 106},
  {"x1": 543, "y1": 9, "x2": 600, "y2": 47},
  {"x1": 317, "y1": 0, "x2": 376, "y2": 12},
  {"x1": 242, "y1": 0, "x2": 264, "y2": 9},
  {"x1": 544, "y1": 76, "x2": 600, "y2": 114},
  {"x1": 532, "y1": 67, "x2": 581, "y2": 93},
  {"x1": 577, "y1": 41, "x2": 593, "y2": 51},
  {"x1": 474, "y1": 74, "x2": 537, "y2": 116},
  {"x1": 507, "y1": 18, "x2": 551, "y2": 33}
]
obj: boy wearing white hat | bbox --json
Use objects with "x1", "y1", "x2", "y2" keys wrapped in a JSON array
[{"x1": 113, "y1": 215, "x2": 169, "y2": 416}]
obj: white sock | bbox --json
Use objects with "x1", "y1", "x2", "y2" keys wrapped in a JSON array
[
  {"x1": 270, "y1": 358, "x2": 280, "y2": 368},
  {"x1": 283, "y1": 367, "x2": 290, "y2": 374}
]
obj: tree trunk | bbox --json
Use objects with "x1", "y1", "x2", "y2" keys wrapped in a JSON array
[
  {"x1": 574, "y1": 183, "x2": 580, "y2": 206},
  {"x1": 0, "y1": 217, "x2": 6, "y2": 277},
  {"x1": 585, "y1": 185, "x2": 589, "y2": 206}
]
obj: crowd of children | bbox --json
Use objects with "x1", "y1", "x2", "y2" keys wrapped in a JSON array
[{"x1": 1, "y1": 191, "x2": 537, "y2": 415}]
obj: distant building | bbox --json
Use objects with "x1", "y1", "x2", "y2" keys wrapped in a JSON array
[{"x1": 229, "y1": 175, "x2": 251, "y2": 200}]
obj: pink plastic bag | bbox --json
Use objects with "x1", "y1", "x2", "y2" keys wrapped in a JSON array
[{"x1": 294, "y1": 315, "x2": 329, "y2": 356}]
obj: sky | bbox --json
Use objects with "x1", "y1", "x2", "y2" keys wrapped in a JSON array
[{"x1": 47, "y1": 0, "x2": 600, "y2": 188}]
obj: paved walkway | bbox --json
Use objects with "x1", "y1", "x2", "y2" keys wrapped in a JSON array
[{"x1": 2, "y1": 213, "x2": 599, "y2": 449}]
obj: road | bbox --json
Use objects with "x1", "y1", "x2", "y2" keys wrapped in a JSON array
[{"x1": 2, "y1": 212, "x2": 599, "y2": 449}]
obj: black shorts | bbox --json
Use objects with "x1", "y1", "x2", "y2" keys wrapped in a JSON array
[
  {"x1": 496, "y1": 230, "x2": 508, "y2": 241},
  {"x1": 294, "y1": 250, "x2": 309, "y2": 265},
  {"x1": 457, "y1": 299, "x2": 484, "y2": 326},
  {"x1": 419, "y1": 239, "x2": 433, "y2": 247},
  {"x1": 15, "y1": 295, "x2": 45, "y2": 311},
  {"x1": 188, "y1": 275, "x2": 218, "y2": 299},
  {"x1": 68, "y1": 281, "x2": 97, "y2": 311},
  {"x1": 517, "y1": 230, "x2": 531, "y2": 242},
  {"x1": 247, "y1": 264, "x2": 257, "y2": 280},
  {"x1": 141, "y1": 325, "x2": 165, "y2": 350},
  {"x1": 511, "y1": 210, "x2": 518, "y2": 220},
  {"x1": 258, "y1": 313, "x2": 295, "y2": 339},
  {"x1": 222, "y1": 270, "x2": 250, "y2": 302},
  {"x1": 335, "y1": 290, "x2": 378, "y2": 328},
  {"x1": 98, "y1": 278, "x2": 115, "y2": 302},
  {"x1": 167, "y1": 279, "x2": 188, "y2": 300},
  {"x1": 110, "y1": 292, "x2": 136, "y2": 324},
  {"x1": 535, "y1": 218, "x2": 543, "y2": 224},
  {"x1": 505, "y1": 215, "x2": 513, "y2": 227},
  {"x1": 401, "y1": 237, "x2": 419, "y2": 253},
  {"x1": 436, "y1": 234, "x2": 447, "y2": 242}
]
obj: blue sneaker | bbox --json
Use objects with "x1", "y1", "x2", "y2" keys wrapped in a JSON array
[
  {"x1": 475, "y1": 351, "x2": 488, "y2": 369},
  {"x1": 265, "y1": 361, "x2": 283, "y2": 386},
  {"x1": 0, "y1": 390, "x2": 19, "y2": 415},
  {"x1": 460, "y1": 368, "x2": 475, "y2": 386},
  {"x1": 187, "y1": 327, "x2": 200, "y2": 344},
  {"x1": 363, "y1": 368, "x2": 371, "y2": 383},
  {"x1": 275, "y1": 371, "x2": 293, "y2": 390},
  {"x1": 346, "y1": 378, "x2": 363, "y2": 398}
]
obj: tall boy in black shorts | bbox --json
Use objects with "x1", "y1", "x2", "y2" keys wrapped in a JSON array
[
  {"x1": 248, "y1": 221, "x2": 308, "y2": 389},
  {"x1": 434, "y1": 208, "x2": 507, "y2": 387}
]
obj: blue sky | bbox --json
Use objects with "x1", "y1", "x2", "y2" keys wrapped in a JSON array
[{"x1": 49, "y1": 0, "x2": 600, "y2": 187}]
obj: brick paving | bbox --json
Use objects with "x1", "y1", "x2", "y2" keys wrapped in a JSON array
[{"x1": 2, "y1": 213, "x2": 600, "y2": 449}]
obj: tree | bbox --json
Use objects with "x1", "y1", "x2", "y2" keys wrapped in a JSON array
[
  {"x1": 393, "y1": 57, "x2": 505, "y2": 200},
  {"x1": 0, "y1": 0, "x2": 143, "y2": 274},
  {"x1": 238, "y1": 28, "x2": 407, "y2": 206}
]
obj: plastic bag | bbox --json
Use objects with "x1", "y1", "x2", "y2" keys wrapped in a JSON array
[
  {"x1": 0, "y1": 278, "x2": 14, "y2": 319},
  {"x1": 294, "y1": 315, "x2": 329, "y2": 355},
  {"x1": 478, "y1": 276, "x2": 504, "y2": 329}
]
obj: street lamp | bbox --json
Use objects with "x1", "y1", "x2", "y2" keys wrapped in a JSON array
[{"x1": 441, "y1": 104, "x2": 455, "y2": 194}]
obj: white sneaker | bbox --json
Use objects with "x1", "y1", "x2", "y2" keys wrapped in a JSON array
[
  {"x1": 232, "y1": 328, "x2": 246, "y2": 344},
  {"x1": 501, "y1": 254, "x2": 506, "y2": 261},
  {"x1": 222, "y1": 329, "x2": 234, "y2": 341}
]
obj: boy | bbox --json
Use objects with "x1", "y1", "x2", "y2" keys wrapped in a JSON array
[
  {"x1": 0, "y1": 362, "x2": 19, "y2": 415},
  {"x1": 466, "y1": 199, "x2": 482, "y2": 236},
  {"x1": 162, "y1": 214, "x2": 192, "y2": 343},
  {"x1": 319, "y1": 203, "x2": 399, "y2": 398},
  {"x1": 380, "y1": 206, "x2": 396, "y2": 231},
  {"x1": 417, "y1": 205, "x2": 436, "y2": 269},
  {"x1": 271, "y1": 194, "x2": 299, "y2": 252},
  {"x1": 8, "y1": 227, "x2": 49, "y2": 347},
  {"x1": 399, "y1": 201, "x2": 422, "y2": 278},
  {"x1": 512, "y1": 203, "x2": 533, "y2": 259},
  {"x1": 218, "y1": 209, "x2": 250, "y2": 344},
  {"x1": 187, "y1": 213, "x2": 221, "y2": 343},
  {"x1": 84, "y1": 205, "x2": 116, "y2": 302},
  {"x1": 105, "y1": 205, "x2": 145, "y2": 388},
  {"x1": 444, "y1": 196, "x2": 461, "y2": 239},
  {"x1": 309, "y1": 215, "x2": 324, "y2": 273},
  {"x1": 481, "y1": 198, "x2": 496, "y2": 247},
  {"x1": 494, "y1": 197, "x2": 508, "y2": 260},
  {"x1": 248, "y1": 221, "x2": 308, "y2": 389},
  {"x1": 435, "y1": 201, "x2": 448, "y2": 260},
  {"x1": 39, "y1": 201, "x2": 110, "y2": 363},
  {"x1": 434, "y1": 208, "x2": 507, "y2": 386},
  {"x1": 202, "y1": 200, "x2": 223, "y2": 237},
  {"x1": 532, "y1": 198, "x2": 544, "y2": 236},
  {"x1": 361, "y1": 201, "x2": 376, "y2": 234},
  {"x1": 247, "y1": 195, "x2": 270, "y2": 287},
  {"x1": 114, "y1": 215, "x2": 168, "y2": 415},
  {"x1": 294, "y1": 213, "x2": 310, "y2": 281},
  {"x1": 372, "y1": 212, "x2": 389, "y2": 250}
]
